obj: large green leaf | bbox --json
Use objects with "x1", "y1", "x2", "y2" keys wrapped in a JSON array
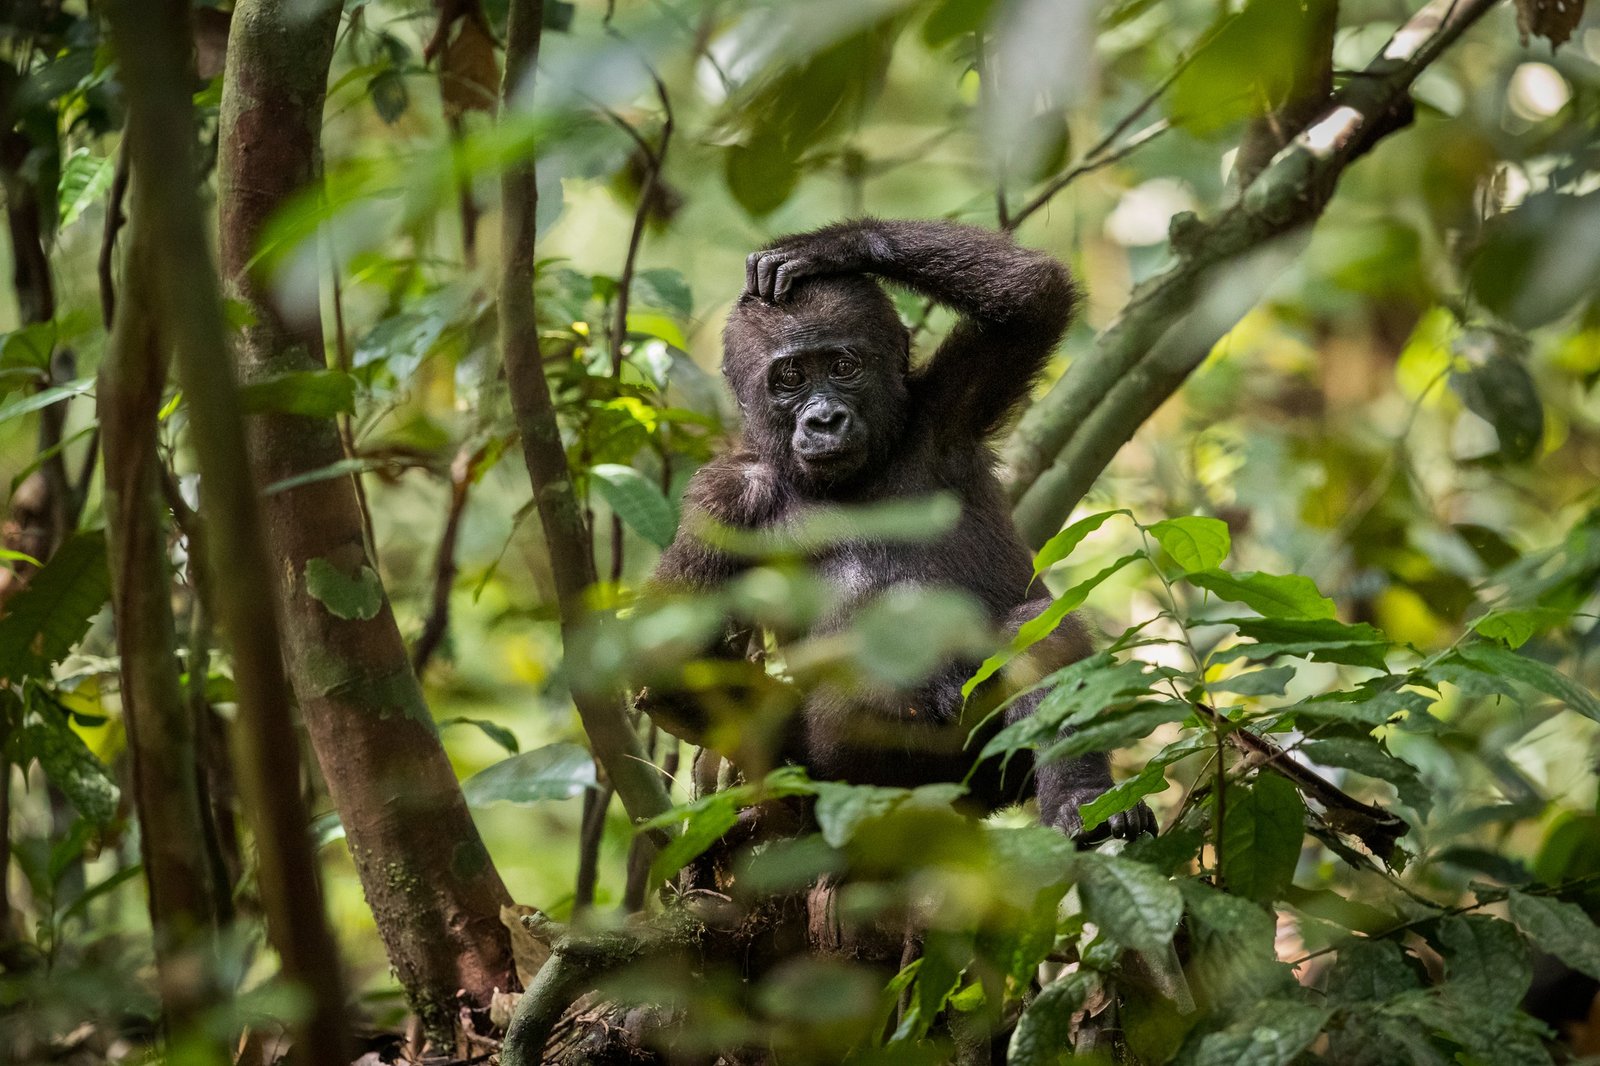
[
  {"x1": 1325, "y1": 938, "x2": 1421, "y2": 1005},
  {"x1": 1007, "y1": 970, "x2": 1095, "y2": 1066},
  {"x1": 1187, "y1": 569, "x2": 1335, "y2": 620},
  {"x1": 57, "y1": 147, "x2": 116, "y2": 229},
  {"x1": 0, "y1": 377, "x2": 94, "y2": 428},
  {"x1": 1210, "y1": 617, "x2": 1389, "y2": 670},
  {"x1": 1433, "y1": 914, "x2": 1531, "y2": 1011},
  {"x1": 1147, "y1": 516, "x2": 1231, "y2": 572},
  {"x1": 1173, "y1": 999, "x2": 1330, "y2": 1066},
  {"x1": 1076, "y1": 852, "x2": 1182, "y2": 951},
  {"x1": 20, "y1": 716, "x2": 120, "y2": 826},
  {"x1": 304, "y1": 557, "x2": 383, "y2": 621},
  {"x1": 1508, "y1": 891, "x2": 1600, "y2": 981},
  {"x1": 813, "y1": 781, "x2": 964, "y2": 848},
  {"x1": 1452, "y1": 642, "x2": 1600, "y2": 722},
  {"x1": 1219, "y1": 773, "x2": 1303, "y2": 904},
  {"x1": 591, "y1": 464, "x2": 678, "y2": 550},
  {"x1": 461, "y1": 742, "x2": 595, "y2": 808},
  {"x1": 0, "y1": 531, "x2": 111, "y2": 683}
]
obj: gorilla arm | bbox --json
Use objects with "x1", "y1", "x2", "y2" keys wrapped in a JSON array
[{"x1": 743, "y1": 218, "x2": 1079, "y2": 436}]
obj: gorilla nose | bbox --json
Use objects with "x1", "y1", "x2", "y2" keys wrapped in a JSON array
[{"x1": 803, "y1": 406, "x2": 848, "y2": 436}]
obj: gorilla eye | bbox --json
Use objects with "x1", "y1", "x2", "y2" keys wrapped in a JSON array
[
  {"x1": 775, "y1": 363, "x2": 804, "y2": 389},
  {"x1": 830, "y1": 355, "x2": 861, "y2": 380}
]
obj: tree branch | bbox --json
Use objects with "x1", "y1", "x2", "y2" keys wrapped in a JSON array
[{"x1": 1003, "y1": 0, "x2": 1502, "y2": 546}]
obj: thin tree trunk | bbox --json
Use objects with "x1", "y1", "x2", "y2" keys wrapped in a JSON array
[
  {"x1": 100, "y1": 3, "x2": 350, "y2": 1065},
  {"x1": 98, "y1": 205, "x2": 222, "y2": 1037},
  {"x1": 218, "y1": 0, "x2": 514, "y2": 1039},
  {"x1": 499, "y1": 0, "x2": 674, "y2": 828}
]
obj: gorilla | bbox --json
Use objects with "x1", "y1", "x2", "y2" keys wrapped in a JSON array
[{"x1": 644, "y1": 217, "x2": 1153, "y2": 842}]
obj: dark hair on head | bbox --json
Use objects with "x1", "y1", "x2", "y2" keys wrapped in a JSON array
[{"x1": 722, "y1": 273, "x2": 910, "y2": 395}]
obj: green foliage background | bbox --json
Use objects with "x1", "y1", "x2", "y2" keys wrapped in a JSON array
[{"x1": 3, "y1": 0, "x2": 1600, "y2": 1061}]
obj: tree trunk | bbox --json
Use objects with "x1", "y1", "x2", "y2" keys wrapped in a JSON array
[
  {"x1": 98, "y1": 205, "x2": 223, "y2": 1037},
  {"x1": 218, "y1": 0, "x2": 514, "y2": 1038},
  {"x1": 101, "y1": 2, "x2": 350, "y2": 1064},
  {"x1": 498, "y1": 0, "x2": 674, "y2": 829}
]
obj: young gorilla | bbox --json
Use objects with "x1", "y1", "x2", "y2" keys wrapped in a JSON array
[{"x1": 647, "y1": 218, "x2": 1153, "y2": 842}]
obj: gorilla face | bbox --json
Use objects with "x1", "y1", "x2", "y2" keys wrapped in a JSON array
[{"x1": 724, "y1": 276, "x2": 911, "y2": 495}]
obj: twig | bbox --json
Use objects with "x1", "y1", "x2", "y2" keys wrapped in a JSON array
[
  {"x1": 609, "y1": 72, "x2": 673, "y2": 376},
  {"x1": 412, "y1": 444, "x2": 480, "y2": 675},
  {"x1": 573, "y1": 781, "x2": 614, "y2": 913},
  {"x1": 98, "y1": 142, "x2": 130, "y2": 330}
]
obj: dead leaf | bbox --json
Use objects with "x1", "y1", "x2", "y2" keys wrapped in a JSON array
[
  {"x1": 441, "y1": 16, "x2": 501, "y2": 119},
  {"x1": 1515, "y1": 0, "x2": 1587, "y2": 48}
]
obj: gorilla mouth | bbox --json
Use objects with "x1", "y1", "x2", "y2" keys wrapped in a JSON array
[{"x1": 796, "y1": 443, "x2": 863, "y2": 469}]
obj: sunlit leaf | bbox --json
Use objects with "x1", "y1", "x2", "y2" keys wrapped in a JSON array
[
  {"x1": 57, "y1": 148, "x2": 116, "y2": 229},
  {"x1": 1078, "y1": 762, "x2": 1170, "y2": 835},
  {"x1": 1032, "y1": 508, "x2": 1127, "y2": 579},
  {"x1": 20, "y1": 717, "x2": 120, "y2": 827},
  {"x1": 1187, "y1": 569, "x2": 1335, "y2": 620},
  {"x1": 0, "y1": 377, "x2": 93, "y2": 428},
  {"x1": 1147, "y1": 516, "x2": 1231, "y2": 572}
]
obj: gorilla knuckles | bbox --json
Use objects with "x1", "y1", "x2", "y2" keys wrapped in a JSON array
[{"x1": 649, "y1": 218, "x2": 1154, "y2": 844}]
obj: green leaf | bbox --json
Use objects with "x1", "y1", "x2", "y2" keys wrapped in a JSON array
[
  {"x1": 1147, "y1": 516, "x2": 1231, "y2": 572},
  {"x1": 1188, "y1": 569, "x2": 1335, "y2": 620},
  {"x1": 439, "y1": 717, "x2": 520, "y2": 755},
  {"x1": 1452, "y1": 642, "x2": 1600, "y2": 722},
  {"x1": 964, "y1": 552, "x2": 1143, "y2": 697},
  {"x1": 1076, "y1": 852, "x2": 1183, "y2": 951},
  {"x1": 1220, "y1": 773, "x2": 1303, "y2": 904},
  {"x1": 590, "y1": 464, "x2": 678, "y2": 550},
  {"x1": 1007, "y1": 970, "x2": 1095, "y2": 1066},
  {"x1": 1508, "y1": 891, "x2": 1600, "y2": 981},
  {"x1": 0, "y1": 548, "x2": 42, "y2": 570},
  {"x1": 1470, "y1": 608, "x2": 1566, "y2": 649},
  {"x1": 1325, "y1": 939, "x2": 1420, "y2": 1005},
  {"x1": 57, "y1": 148, "x2": 116, "y2": 229},
  {"x1": 1211, "y1": 617, "x2": 1389, "y2": 670},
  {"x1": 1032, "y1": 509, "x2": 1127, "y2": 579},
  {"x1": 0, "y1": 531, "x2": 111, "y2": 683},
  {"x1": 1451, "y1": 352, "x2": 1544, "y2": 464},
  {"x1": 1208, "y1": 665, "x2": 1294, "y2": 697},
  {"x1": 461, "y1": 742, "x2": 594, "y2": 807},
  {"x1": 1433, "y1": 914, "x2": 1531, "y2": 1011},
  {"x1": 632, "y1": 269, "x2": 693, "y2": 318},
  {"x1": 813, "y1": 782, "x2": 964, "y2": 848},
  {"x1": 1035, "y1": 702, "x2": 1190, "y2": 765},
  {"x1": 0, "y1": 377, "x2": 94, "y2": 428},
  {"x1": 21, "y1": 718, "x2": 120, "y2": 826},
  {"x1": 1300, "y1": 736, "x2": 1427, "y2": 814},
  {"x1": 649, "y1": 791, "x2": 741, "y2": 886},
  {"x1": 304, "y1": 557, "x2": 383, "y2": 621},
  {"x1": 1173, "y1": 999, "x2": 1330, "y2": 1066},
  {"x1": 239, "y1": 370, "x2": 357, "y2": 418},
  {"x1": 264, "y1": 456, "x2": 385, "y2": 496},
  {"x1": 1078, "y1": 762, "x2": 1171, "y2": 835}
]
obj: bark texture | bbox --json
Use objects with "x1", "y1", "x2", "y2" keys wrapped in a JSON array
[
  {"x1": 217, "y1": 0, "x2": 514, "y2": 1037},
  {"x1": 101, "y1": 0, "x2": 350, "y2": 1063}
]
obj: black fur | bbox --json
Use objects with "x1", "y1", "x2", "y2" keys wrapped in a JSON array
[{"x1": 646, "y1": 218, "x2": 1153, "y2": 842}]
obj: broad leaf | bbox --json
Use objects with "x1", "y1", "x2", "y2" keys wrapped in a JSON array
[
  {"x1": 1008, "y1": 970, "x2": 1095, "y2": 1066},
  {"x1": 1174, "y1": 999, "x2": 1330, "y2": 1066},
  {"x1": 57, "y1": 148, "x2": 116, "y2": 229},
  {"x1": 1433, "y1": 914, "x2": 1531, "y2": 1011},
  {"x1": 0, "y1": 377, "x2": 94, "y2": 428},
  {"x1": 0, "y1": 531, "x2": 111, "y2": 682},
  {"x1": 591, "y1": 464, "x2": 678, "y2": 550},
  {"x1": 461, "y1": 742, "x2": 594, "y2": 807},
  {"x1": 1187, "y1": 569, "x2": 1335, "y2": 620},
  {"x1": 20, "y1": 718, "x2": 120, "y2": 826},
  {"x1": 1147, "y1": 516, "x2": 1231, "y2": 572},
  {"x1": 1508, "y1": 891, "x2": 1600, "y2": 981},
  {"x1": 1452, "y1": 642, "x2": 1600, "y2": 722},
  {"x1": 1220, "y1": 773, "x2": 1303, "y2": 904},
  {"x1": 1076, "y1": 852, "x2": 1182, "y2": 951}
]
